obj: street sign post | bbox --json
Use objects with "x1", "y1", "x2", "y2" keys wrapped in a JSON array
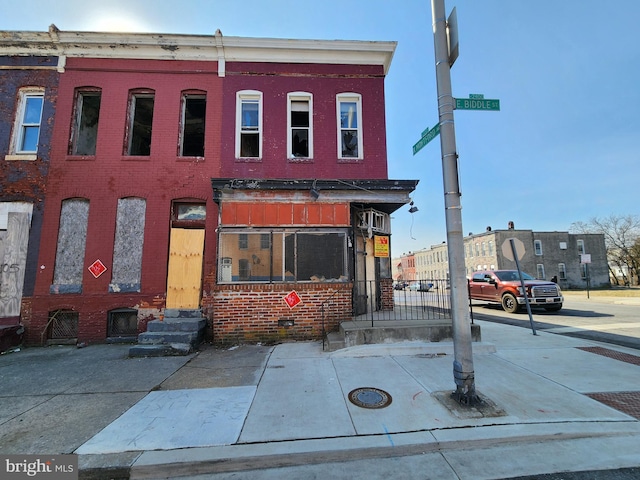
[
  {"x1": 412, "y1": 122, "x2": 440, "y2": 155},
  {"x1": 455, "y1": 97, "x2": 500, "y2": 111}
]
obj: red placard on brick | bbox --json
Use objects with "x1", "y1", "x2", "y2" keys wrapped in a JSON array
[
  {"x1": 88, "y1": 259, "x2": 107, "y2": 278},
  {"x1": 283, "y1": 290, "x2": 302, "y2": 309}
]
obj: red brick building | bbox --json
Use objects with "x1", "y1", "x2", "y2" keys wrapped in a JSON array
[{"x1": 1, "y1": 27, "x2": 417, "y2": 347}]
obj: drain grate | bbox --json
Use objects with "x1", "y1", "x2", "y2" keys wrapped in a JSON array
[
  {"x1": 586, "y1": 391, "x2": 640, "y2": 420},
  {"x1": 348, "y1": 387, "x2": 392, "y2": 409},
  {"x1": 577, "y1": 346, "x2": 640, "y2": 366}
]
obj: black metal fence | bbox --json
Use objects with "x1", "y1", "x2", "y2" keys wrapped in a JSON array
[{"x1": 353, "y1": 278, "x2": 452, "y2": 324}]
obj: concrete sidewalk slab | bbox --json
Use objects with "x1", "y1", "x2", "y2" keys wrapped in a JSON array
[
  {"x1": 77, "y1": 386, "x2": 256, "y2": 454},
  {"x1": 239, "y1": 355, "x2": 355, "y2": 443}
]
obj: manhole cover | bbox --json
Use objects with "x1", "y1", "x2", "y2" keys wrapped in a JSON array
[{"x1": 348, "y1": 387, "x2": 392, "y2": 409}]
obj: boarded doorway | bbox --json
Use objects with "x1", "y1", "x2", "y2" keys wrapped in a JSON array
[{"x1": 166, "y1": 228, "x2": 205, "y2": 309}]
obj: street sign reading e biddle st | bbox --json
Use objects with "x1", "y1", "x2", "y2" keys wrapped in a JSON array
[{"x1": 455, "y1": 97, "x2": 500, "y2": 111}]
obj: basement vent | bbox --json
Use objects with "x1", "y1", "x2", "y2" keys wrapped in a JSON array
[
  {"x1": 108, "y1": 308, "x2": 138, "y2": 337},
  {"x1": 47, "y1": 309, "x2": 78, "y2": 344}
]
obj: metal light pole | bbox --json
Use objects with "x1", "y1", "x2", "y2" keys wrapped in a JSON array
[{"x1": 431, "y1": 0, "x2": 478, "y2": 404}]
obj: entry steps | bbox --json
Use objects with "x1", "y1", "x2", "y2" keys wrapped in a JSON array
[{"x1": 129, "y1": 309, "x2": 206, "y2": 357}]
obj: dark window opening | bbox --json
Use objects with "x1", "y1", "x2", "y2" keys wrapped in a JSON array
[
  {"x1": 127, "y1": 94, "x2": 154, "y2": 156},
  {"x1": 71, "y1": 91, "x2": 101, "y2": 155},
  {"x1": 181, "y1": 96, "x2": 206, "y2": 157}
]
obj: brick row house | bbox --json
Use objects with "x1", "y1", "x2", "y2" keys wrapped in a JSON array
[{"x1": 0, "y1": 26, "x2": 417, "y2": 349}]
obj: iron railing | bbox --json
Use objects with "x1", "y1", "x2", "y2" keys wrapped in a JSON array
[{"x1": 353, "y1": 278, "x2": 452, "y2": 325}]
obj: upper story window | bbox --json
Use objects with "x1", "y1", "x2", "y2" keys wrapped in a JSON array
[
  {"x1": 337, "y1": 93, "x2": 362, "y2": 159},
  {"x1": 180, "y1": 92, "x2": 206, "y2": 157},
  {"x1": 236, "y1": 90, "x2": 262, "y2": 159},
  {"x1": 577, "y1": 239, "x2": 585, "y2": 254},
  {"x1": 9, "y1": 88, "x2": 44, "y2": 158},
  {"x1": 534, "y1": 240, "x2": 543, "y2": 255},
  {"x1": 125, "y1": 90, "x2": 155, "y2": 156},
  {"x1": 70, "y1": 88, "x2": 101, "y2": 156},
  {"x1": 288, "y1": 92, "x2": 312, "y2": 159}
]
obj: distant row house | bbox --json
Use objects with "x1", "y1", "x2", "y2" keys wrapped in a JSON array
[
  {"x1": 0, "y1": 26, "x2": 418, "y2": 348},
  {"x1": 394, "y1": 224, "x2": 610, "y2": 289}
]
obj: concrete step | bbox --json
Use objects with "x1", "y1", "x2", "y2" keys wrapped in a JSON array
[
  {"x1": 128, "y1": 343, "x2": 193, "y2": 357},
  {"x1": 338, "y1": 321, "x2": 481, "y2": 349},
  {"x1": 138, "y1": 331, "x2": 200, "y2": 345},
  {"x1": 147, "y1": 318, "x2": 206, "y2": 333},
  {"x1": 164, "y1": 309, "x2": 203, "y2": 319},
  {"x1": 324, "y1": 332, "x2": 345, "y2": 352}
]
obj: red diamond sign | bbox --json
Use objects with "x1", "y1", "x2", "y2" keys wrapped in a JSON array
[
  {"x1": 283, "y1": 290, "x2": 302, "y2": 309},
  {"x1": 88, "y1": 259, "x2": 107, "y2": 278}
]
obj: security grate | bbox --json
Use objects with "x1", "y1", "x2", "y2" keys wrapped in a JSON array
[
  {"x1": 108, "y1": 308, "x2": 138, "y2": 337},
  {"x1": 48, "y1": 310, "x2": 78, "y2": 341}
]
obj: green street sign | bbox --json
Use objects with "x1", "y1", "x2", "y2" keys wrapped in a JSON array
[
  {"x1": 413, "y1": 123, "x2": 440, "y2": 155},
  {"x1": 455, "y1": 98, "x2": 500, "y2": 111}
]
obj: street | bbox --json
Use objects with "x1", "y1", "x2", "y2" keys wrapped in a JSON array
[{"x1": 471, "y1": 294, "x2": 640, "y2": 350}]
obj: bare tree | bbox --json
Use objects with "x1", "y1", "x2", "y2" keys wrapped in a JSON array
[{"x1": 570, "y1": 214, "x2": 640, "y2": 286}]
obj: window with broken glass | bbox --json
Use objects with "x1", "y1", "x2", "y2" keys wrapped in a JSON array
[
  {"x1": 70, "y1": 89, "x2": 101, "y2": 156},
  {"x1": 337, "y1": 94, "x2": 362, "y2": 159},
  {"x1": 218, "y1": 229, "x2": 349, "y2": 283},
  {"x1": 180, "y1": 93, "x2": 206, "y2": 157},
  {"x1": 288, "y1": 93, "x2": 312, "y2": 158},
  {"x1": 125, "y1": 91, "x2": 155, "y2": 156}
]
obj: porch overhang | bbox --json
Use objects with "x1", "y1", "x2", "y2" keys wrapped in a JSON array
[{"x1": 210, "y1": 178, "x2": 419, "y2": 214}]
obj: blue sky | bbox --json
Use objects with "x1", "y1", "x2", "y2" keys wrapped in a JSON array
[{"x1": 3, "y1": 0, "x2": 639, "y2": 258}]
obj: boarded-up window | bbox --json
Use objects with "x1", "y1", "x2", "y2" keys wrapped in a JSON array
[
  {"x1": 51, "y1": 199, "x2": 89, "y2": 294},
  {"x1": 110, "y1": 198, "x2": 146, "y2": 293}
]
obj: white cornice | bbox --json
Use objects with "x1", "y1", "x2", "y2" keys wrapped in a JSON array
[{"x1": 0, "y1": 25, "x2": 396, "y2": 75}]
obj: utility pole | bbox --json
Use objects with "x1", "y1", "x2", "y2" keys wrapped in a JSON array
[{"x1": 431, "y1": 0, "x2": 478, "y2": 404}]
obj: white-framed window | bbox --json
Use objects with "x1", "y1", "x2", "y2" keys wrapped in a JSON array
[
  {"x1": 536, "y1": 264, "x2": 545, "y2": 279},
  {"x1": 581, "y1": 263, "x2": 588, "y2": 279},
  {"x1": 534, "y1": 239, "x2": 543, "y2": 256},
  {"x1": 337, "y1": 93, "x2": 362, "y2": 159},
  {"x1": 70, "y1": 88, "x2": 101, "y2": 156},
  {"x1": 488, "y1": 241, "x2": 494, "y2": 256},
  {"x1": 287, "y1": 92, "x2": 313, "y2": 159},
  {"x1": 10, "y1": 88, "x2": 45, "y2": 158},
  {"x1": 180, "y1": 92, "x2": 206, "y2": 157},
  {"x1": 577, "y1": 239, "x2": 585, "y2": 254},
  {"x1": 236, "y1": 90, "x2": 262, "y2": 158},
  {"x1": 558, "y1": 263, "x2": 567, "y2": 280}
]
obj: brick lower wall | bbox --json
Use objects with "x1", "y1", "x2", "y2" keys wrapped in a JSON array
[{"x1": 204, "y1": 283, "x2": 352, "y2": 346}]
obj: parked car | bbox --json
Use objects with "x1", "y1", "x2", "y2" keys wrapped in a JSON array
[
  {"x1": 468, "y1": 270, "x2": 563, "y2": 313},
  {"x1": 408, "y1": 281, "x2": 433, "y2": 292},
  {"x1": 394, "y1": 281, "x2": 408, "y2": 290}
]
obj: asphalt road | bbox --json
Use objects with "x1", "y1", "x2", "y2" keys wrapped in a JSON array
[{"x1": 470, "y1": 295, "x2": 640, "y2": 350}]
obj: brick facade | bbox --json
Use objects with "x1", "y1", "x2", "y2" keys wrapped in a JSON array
[{"x1": 205, "y1": 283, "x2": 352, "y2": 346}]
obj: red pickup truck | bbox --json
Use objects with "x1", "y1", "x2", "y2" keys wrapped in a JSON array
[{"x1": 468, "y1": 270, "x2": 563, "y2": 313}]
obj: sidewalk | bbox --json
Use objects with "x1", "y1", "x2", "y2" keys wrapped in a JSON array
[{"x1": 1, "y1": 319, "x2": 640, "y2": 479}]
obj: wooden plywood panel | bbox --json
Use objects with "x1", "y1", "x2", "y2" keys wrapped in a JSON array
[
  {"x1": 166, "y1": 228, "x2": 205, "y2": 309},
  {"x1": 0, "y1": 213, "x2": 30, "y2": 318}
]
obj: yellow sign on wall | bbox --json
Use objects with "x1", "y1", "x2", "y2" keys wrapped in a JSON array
[{"x1": 374, "y1": 235, "x2": 390, "y2": 257}]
